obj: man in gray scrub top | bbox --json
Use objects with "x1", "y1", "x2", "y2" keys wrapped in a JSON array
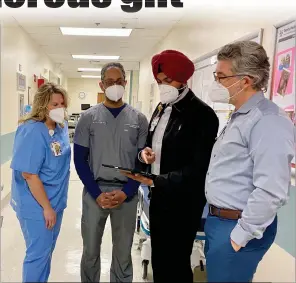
[{"x1": 73, "y1": 62, "x2": 149, "y2": 282}]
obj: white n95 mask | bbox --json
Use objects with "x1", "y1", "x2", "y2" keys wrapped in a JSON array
[
  {"x1": 49, "y1": 107, "x2": 65, "y2": 124},
  {"x1": 105, "y1": 85, "x2": 125, "y2": 102},
  {"x1": 208, "y1": 79, "x2": 246, "y2": 104},
  {"x1": 158, "y1": 84, "x2": 179, "y2": 104}
]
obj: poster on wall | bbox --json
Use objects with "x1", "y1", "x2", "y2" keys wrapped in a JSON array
[
  {"x1": 272, "y1": 21, "x2": 296, "y2": 112},
  {"x1": 17, "y1": 72, "x2": 26, "y2": 91}
]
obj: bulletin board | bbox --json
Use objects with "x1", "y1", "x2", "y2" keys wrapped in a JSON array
[
  {"x1": 191, "y1": 29, "x2": 263, "y2": 134},
  {"x1": 270, "y1": 20, "x2": 296, "y2": 113},
  {"x1": 270, "y1": 19, "x2": 296, "y2": 168},
  {"x1": 270, "y1": 19, "x2": 296, "y2": 167}
]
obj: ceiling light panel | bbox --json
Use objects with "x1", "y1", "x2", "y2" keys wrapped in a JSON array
[
  {"x1": 81, "y1": 75, "x2": 101, "y2": 78},
  {"x1": 60, "y1": 27, "x2": 132, "y2": 37},
  {"x1": 78, "y1": 68, "x2": 101, "y2": 72},
  {"x1": 73, "y1": 55, "x2": 120, "y2": 60}
]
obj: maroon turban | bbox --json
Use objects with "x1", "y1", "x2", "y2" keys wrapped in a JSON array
[{"x1": 151, "y1": 50, "x2": 195, "y2": 84}]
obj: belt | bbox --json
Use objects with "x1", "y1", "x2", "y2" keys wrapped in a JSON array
[{"x1": 209, "y1": 204, "x2": 242, "y2": 220}]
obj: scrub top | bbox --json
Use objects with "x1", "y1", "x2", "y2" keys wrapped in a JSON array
[
  {"x1": 10, "y1": 120, "x2": 71, "y2": 220},
  {"x1": 74, "y1": 103, "x2": 148, "y2": 185}
]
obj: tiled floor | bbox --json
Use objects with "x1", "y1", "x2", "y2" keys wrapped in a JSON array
[{"x1": 1, "y1": 158, "x2": 153, "y2": 282}]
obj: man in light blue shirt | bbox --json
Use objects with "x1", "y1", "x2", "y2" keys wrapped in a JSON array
[{"x1": 205, "y1": 41, "x2": 295, "y2": 282}]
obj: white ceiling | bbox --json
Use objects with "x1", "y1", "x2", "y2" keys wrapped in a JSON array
[{"x1": 1, "y1": 0, "x2": 296, "y2": 78}]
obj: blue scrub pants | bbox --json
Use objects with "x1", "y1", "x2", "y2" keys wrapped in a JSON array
[
  {"x1": 204, "y1": 214, "x2": 277, "y2": 282},
  {"x1": 18, "y1": 211, "x2": 64, "y2": 282}
]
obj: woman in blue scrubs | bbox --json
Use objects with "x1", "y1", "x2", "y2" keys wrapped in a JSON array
[{"x1": 10, "y1": 82, "x2": 71, "y2": 282}]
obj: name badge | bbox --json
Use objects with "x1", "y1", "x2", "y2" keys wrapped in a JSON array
[
  {"x1": 150, "y1": 117, "x2": 160, "y2": 132},
  {"x1": 51, "y1": 141, "x2": 62, "y2": 156}
]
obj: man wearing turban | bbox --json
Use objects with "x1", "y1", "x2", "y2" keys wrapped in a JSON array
[{"x1": 125, "y1": 50, "x2": 219, "y2": 282}]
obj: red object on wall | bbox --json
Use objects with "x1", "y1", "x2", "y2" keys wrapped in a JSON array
[{"x1": 37, "y1": 79, "x2": 45, "y2": 88}]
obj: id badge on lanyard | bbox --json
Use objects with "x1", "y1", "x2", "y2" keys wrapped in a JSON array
[
  {"x1": 49, "y1": 130, "x2": 62, "y2": 156},
  {"x1": 150, "y1": 104, "x2": 163, "y2": 132},
  {"x1": 150, "y1": 117, "x2": 160, "y2": 132}
]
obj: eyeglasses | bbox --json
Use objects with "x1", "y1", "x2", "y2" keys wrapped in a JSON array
[
  {"x1": 103, "y1": 78, "x2": 125, "y2": 87},
  {"x1": 213, "y1": 72, "x2": 252, "y2": 83}
]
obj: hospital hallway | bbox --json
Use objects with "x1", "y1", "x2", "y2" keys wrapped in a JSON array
[
  {"x1": 1, "y1": 2, "x2": 296, "y2": 282},
  {"x1": 0, "y1": 150, "x2": 295, "y2": 282}
]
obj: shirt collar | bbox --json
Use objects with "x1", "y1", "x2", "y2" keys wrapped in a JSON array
[{"x1": 235, "y1": 91, "x2": 265, "y2": 115}]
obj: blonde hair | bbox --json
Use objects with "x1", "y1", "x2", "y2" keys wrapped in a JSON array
[{"x1": 19, "y1": 82, "x2": 69, "y2": 127}]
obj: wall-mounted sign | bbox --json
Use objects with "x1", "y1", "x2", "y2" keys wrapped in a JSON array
[{"x1": 17, "y1": 72, "x2": 26, "y2": 91}]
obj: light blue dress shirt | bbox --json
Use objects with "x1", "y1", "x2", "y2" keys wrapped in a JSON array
[
  {"x1": 10, "y1": 120, "x2": 71, "y2": 220},
  {"x1": 205, "y1": 92, "x2": 295, "y2": 247}
]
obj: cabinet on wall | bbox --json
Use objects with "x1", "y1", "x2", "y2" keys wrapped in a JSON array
[{"x1": 97, "y1": 92, "x2": 105, "y2": 103}]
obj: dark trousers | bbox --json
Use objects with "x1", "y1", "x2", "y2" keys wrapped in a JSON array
[
  {"x1": 149, "y1": 198, "x2": 200, "y2": 283},
  {"x1": 205, "y1": 214, "x2": 277, "y2": 282}
]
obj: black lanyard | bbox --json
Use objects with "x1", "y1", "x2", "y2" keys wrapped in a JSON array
[{"x1": 216, "y1": 115, "x2": 232, "y2": 141}]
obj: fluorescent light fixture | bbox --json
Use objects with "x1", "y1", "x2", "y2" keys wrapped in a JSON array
[
  {"x1": 60, "y1": 27, "x2": 132, "y2": 37},
  {"x1": 73, "y1": 55, "x2": 119, "y2": 60},
  {"x1": 81, "y1": 75, "x2": 101, "y2": 79},
  {"x1": 78, "y1": 68, "x2": 101, "y2": 72}
]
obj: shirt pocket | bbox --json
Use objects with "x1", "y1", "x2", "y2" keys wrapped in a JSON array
[
  {"x1": 122, "y1": 123, "x2": 139, "y2": 149},
  {"x1": 217, "y1": 126, "x2": 243, "y2": 156},
  {"x1": 91, "y1": 121, "x2": 109, "y2": 140}
]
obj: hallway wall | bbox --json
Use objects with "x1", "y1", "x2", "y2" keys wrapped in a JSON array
[
  {"x1": 0, "y1": 21, "x2": 67, "y2": 202},
  {"x1": 67, "y1": 78, "x2": 101, "y2": 114}
]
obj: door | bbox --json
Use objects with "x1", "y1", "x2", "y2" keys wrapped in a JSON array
[{"x1": 97, "y1": 92, "x2": 105, "y2": 103}]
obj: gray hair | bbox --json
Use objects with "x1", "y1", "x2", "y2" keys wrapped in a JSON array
[
  {"x1": 101, "y1": 62, "x2": 126, "y2": 81},
  {"x1": 217, "y1": 41, "x2": 270, "y2": 92}
]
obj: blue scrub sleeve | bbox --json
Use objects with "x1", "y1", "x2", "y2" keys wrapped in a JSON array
[
  {"x1": 122, "y1": 178, "x2": 140, "y2": 201},
  {"x1": 74, "y1": 143, "x2": 102, "y2": 200},
  {"x1": 10, "y1": 125, "x2": 45, "y2": 174}
]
